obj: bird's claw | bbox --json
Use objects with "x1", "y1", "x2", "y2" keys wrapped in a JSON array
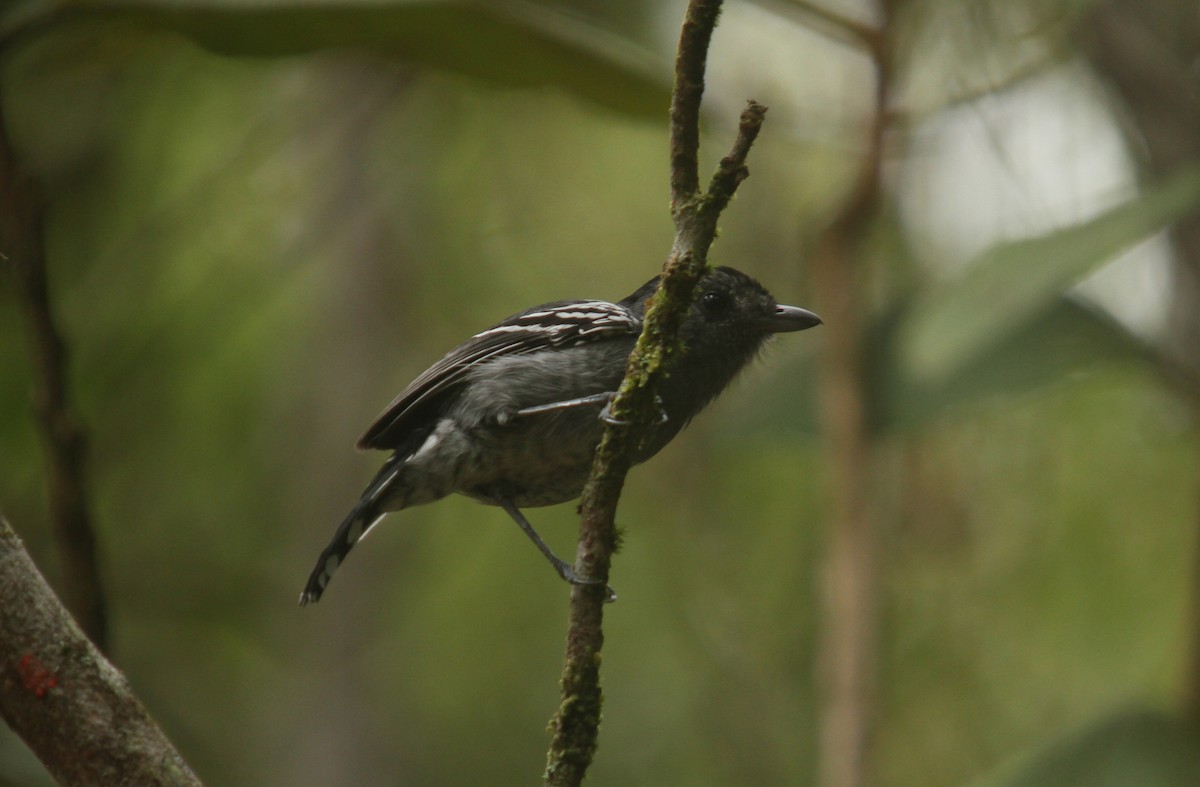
[
  {"x1": 555, "y1": 561, "x2": 617, "y2": 603},
  {"x1": 599, "y1": 394, "x2": 667, "y2": 428},
  {"x1": 598, "y1": 401, "x2": 627, "y2": 426}
]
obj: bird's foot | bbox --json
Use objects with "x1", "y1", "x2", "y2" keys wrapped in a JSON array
[
  {"x1": 599, "y1": 393, "x2": 667, "y2": 428},
  {"x1": 552, "y1": 558, "x2": 617, "y2": 603}
]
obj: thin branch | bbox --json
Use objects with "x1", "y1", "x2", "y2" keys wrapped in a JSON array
[
  {"x1": 931, "y1": 50, "x2": 1067, "y2": 116},
  {"x1": 0, "y1": 99, "x2": 109, "y2": 652},
  {"x1": 811, "y1": 0, "x2": 902, "y2": 785},
  {"x1": 669, "y1": 0, "x2": 722, "y2": 212},
  {"x1": 0, "y1": 514, "x2": 202, "y2": 785},
  {"x1": 704, "y1": 101, "x2": 768, "y2": 219},
  {"x1": 544, "y1": 2, "x2": 768, "y2": 784},
  {"x1": 758, "y1": 0, "x2": 883, "y2": 53}
]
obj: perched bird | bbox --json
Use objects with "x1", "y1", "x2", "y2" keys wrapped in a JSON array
[{"x1": 299, "y1": 266, "x2": 820, "y2": 605}]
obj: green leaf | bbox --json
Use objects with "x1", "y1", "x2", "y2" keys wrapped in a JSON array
[
  {"x1": 2, "y1": 1, "x2": 669, "y2": 118},
  {"x1": 719, "y1": 294, "x2": 1156, "y2": 440},
  {"x1": 974, "y1": 709, "x2": 1200, "y2": 787},
  {"x1": 901, "y1": 166, "x2": 1200, "y2": 385},
  {"x1": 881, "y1": 295, "x2": 1159, "y2": 433}
]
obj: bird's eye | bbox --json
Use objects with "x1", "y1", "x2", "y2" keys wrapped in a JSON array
[{"x1": 700, "y1": 290, "x2": 731, "y2": 318}]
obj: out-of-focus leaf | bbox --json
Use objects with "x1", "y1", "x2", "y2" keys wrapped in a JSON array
[
  {"x1": 727, "y1": 293, "x2": 1156, "y2": 440},
  {"x1": 901, "y1": 166, "x2": 1200, "y2": 385},
  {"x1": 973, "y1": 709, "x2": 1200, "y2": 787},
  {"x1": 881, "y1": 294, "x2": 1160, "y2": 433},
  {"x1": 1, "y1": 0, "x2": 669, "y2": 118}
]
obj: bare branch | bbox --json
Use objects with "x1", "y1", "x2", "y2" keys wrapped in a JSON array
[
  {"x1": 757, "y1": 0, "x2": 883, "y2": 53},
  {"x1": 0, "y1": 515, "x2": 202, "y2": 785},
  {"x1": 811, "y1": 2, "x2": 903, "y2": 786}
]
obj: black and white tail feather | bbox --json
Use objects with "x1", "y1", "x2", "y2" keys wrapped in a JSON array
[{"x1": 298, "y1": 455, "x2": 401, "y2": 606}]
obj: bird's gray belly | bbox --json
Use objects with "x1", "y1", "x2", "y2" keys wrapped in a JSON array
[{"x1": 459, "y1": 410, "x2": 605, "y2": 507}]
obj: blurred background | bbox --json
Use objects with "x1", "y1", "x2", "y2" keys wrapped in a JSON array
[{"x1": 2, "y1": 0, "x2": 1199, "y2": 784}]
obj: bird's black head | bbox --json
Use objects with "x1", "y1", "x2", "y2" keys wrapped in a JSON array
[
  {"x1": 677, "y1": 266, "x2": 820, "y2": 373},
  {"x1": 688, "y1": 266, "x2": 821, "y2": 337},
  {"x1": 622, "y1": 266, "x2": 820, "y2": 345},
  {"x1": 621, "y1": 266, "x2": 821, "y2": 430}
]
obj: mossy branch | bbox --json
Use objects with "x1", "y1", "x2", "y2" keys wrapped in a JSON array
[{"x1": 543, "y1": 1, "x2": 767, "y2": 784}]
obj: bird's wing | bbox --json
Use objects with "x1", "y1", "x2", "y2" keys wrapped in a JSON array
[{"x1": 357, "y1": 300, "x2": 641, "y2": 450}]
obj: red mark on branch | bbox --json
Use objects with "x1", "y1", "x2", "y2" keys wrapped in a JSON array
[{"x1": 18, "y1": 654, "x2": 59, "y2": 698}]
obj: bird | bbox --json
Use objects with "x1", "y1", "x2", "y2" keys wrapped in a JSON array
[{"x1": 299, "y1": 266, "x2": 821, "y2": 605}]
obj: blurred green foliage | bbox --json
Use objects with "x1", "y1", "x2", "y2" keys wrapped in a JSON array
[{"x1": 2, "y1": 1, "x2": 1199, "y2": 785}]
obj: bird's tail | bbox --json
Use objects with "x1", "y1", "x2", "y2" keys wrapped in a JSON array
[
  {"x1": 299, "y1": 456, "x2": 402, "y2": 605},
  {"x1": 298, "y1": 503, "x2": 381, "y2": 605}
]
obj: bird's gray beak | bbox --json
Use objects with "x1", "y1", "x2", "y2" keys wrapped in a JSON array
[{"x1": 769, "y1": 304, "x2": 822, "y2": 332}]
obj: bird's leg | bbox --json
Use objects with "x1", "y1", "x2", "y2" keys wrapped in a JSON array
[
  {"x1": 514, "y1": 392, "x2": 666, "y2": 428},
  {"x1": 498, "y1": 498, "x2": 617, "y2": 603},
  {"x1": 514, "y1": 392, "x2": 616, "y2": 418}
]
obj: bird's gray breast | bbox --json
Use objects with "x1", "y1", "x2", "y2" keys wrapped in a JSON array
[{"x1": 447, "y1": 342, "x2": 633, "y2": 506}]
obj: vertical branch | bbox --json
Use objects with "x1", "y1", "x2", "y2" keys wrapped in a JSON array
[
  {"x1": 809, "y1": 3, "x2": 899, "y2": 786},
  {"x1": 669, "y1": 0, "x2": 720, "y2": 211},
  {"x1": 544, "y1": 2, "x2": 767, "y2": 784},
  {"x1": 0, "y1": 104, "x2": 109, "y2": 652}
]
